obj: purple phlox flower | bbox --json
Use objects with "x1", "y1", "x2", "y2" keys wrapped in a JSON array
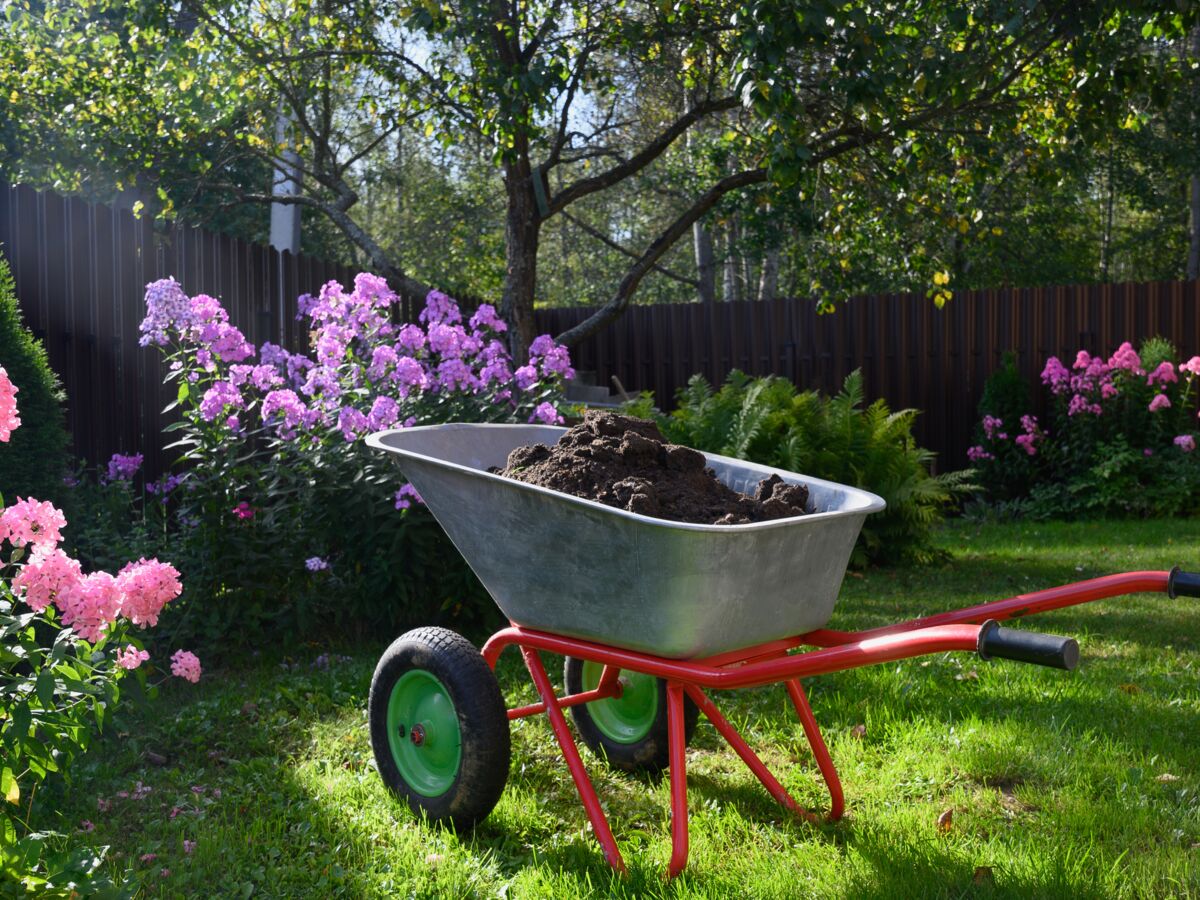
[
  {"x1": 394, "y1": 483, "x2": 424, "y2": 510},
  {"x1": 139, "y1": 278, "x2": 193, "y2": 347},
  {"x1": 316, "y1": 324, "x2": 353, "y2": 366},
  {"x1": 469, "y1": 303, "x2": 507, "y2": 333},
  {"x1": 479, "y1": 358, "x2": 512, "y2": 386},
  {"x1": 305, "y1": 556, "x2": 329, "y2": 572},
  {"x1": 229, "y1": 364, "x2": 284, "y2": 392},
  {"x1": 367, "y1": 396, "x2": 399, "y2": 431},
  {"x1": 981, "y1": 415, "x2": 1004, "y2": 441},
  {"x1": 513, "y1": 365, "x2": 538, "y2": 391},
  {"x1": 301, "y1": 365, "x2": 342, "y2": 400},
  {"x1": 966, "y1": 445, "x2": 994, "y2": 462},
  {"x1": 396, "y1": 324, "x2": 426, "y2": 353},
  {"x1": 1174, "y1": 434, "x2": 1196, "y2": 453},
  {"x1": 354, "y1": 272, "x2": 395, "y2": 307},
  {"x1": 106, "y1": 452, "x2": 144, "y2": 482},
  {"x1": 1143, "y1": 447, "x2": 1154, "y2": 457},
  {"x1": 428, "y1": 322, "x2": 466, "y2": 357},
  {"x1": 393, "y1": 356, "x2": 428, "y2": 396},
  {"x1": 418, "y1": 290, "x2": 462, "y2": 326},
  {"x1": 539, "y1": 344, "x2": 574, "y2": 379},
  {"x1": 528, "y1": 334, "x2": 556, "y2": 357},
  {"x1": 199, "y1": 381, "x2": 244, "y2": 422},
  {"x1": 531, "y1": 402, "x2": 563, "y2": 426},
  {"x1": 338, "y1": 406, "x2": 369, "y2": 442},
  {"x1": 369, "y1": 345, "x2": 398, "y2": 381},
  {"x1": 402, "y1": 416, "x2": 417, "y2": 428},
  {"x1": 1149, "y1": 393, "x2": 1171, "y2": 412},
  {"x1": 147, "y1": 473, "x2": 185, "y2": 497},
  {"x1": 435, "y1": 358, "x2": 479, "y2": 393},
  {"x1": 205, "y1": 322, "x2": 254, "y2": 363},
  {"x1": 1147, "y1": 360, "x2": 1178, "y2": 387},
  {"x1": 195, "y1": 348, "x2": 214, "y2": 371}
]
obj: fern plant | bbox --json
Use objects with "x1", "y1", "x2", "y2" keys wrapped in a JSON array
[{"x1": 659, "y1": 369, "x2": 972, "y2": 566}]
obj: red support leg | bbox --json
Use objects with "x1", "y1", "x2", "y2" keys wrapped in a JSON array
[
  {"x1": 666, "y1": 683, "x2": 690, "y2": 878},
  {"x1": 518, "y1": 646, "x2": 626, "y2": 873},
  {"x1": 785, "y1": 679, "x2": 844, "y2": 821},
  {"x1": 681, "y1": 684, "x2": 821, "y2": 824}
]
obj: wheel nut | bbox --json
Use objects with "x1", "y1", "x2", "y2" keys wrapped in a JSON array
[{"x1": 410, "y1": 723, "x2": 426, "y2": 746}]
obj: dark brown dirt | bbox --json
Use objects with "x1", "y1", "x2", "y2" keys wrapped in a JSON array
[{"x1": 494, "y1": 410, "x2": 809, "y2": 525}]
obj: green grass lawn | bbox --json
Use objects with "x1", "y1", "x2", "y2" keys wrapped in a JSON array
[{"x1": 32, "y1": 519, "x2": 1200, "y2": 898}]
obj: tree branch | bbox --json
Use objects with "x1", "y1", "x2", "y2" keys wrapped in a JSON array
[
  {"x1": 555, "y1": 168, "x2": 767, "y2": 345},
  {"x1": 561, "y1": 210, "x2": 699, "y2": 287}
]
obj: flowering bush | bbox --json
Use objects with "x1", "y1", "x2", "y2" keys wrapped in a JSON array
[
  {"x1": 136, "y1": 275, "x2": 571, "y2": 645},
  {"x1": 969, "y1": 338, "x2": 1200, "y2": 517},
  {"x1": 0, "y1": 365, "x2": 198, "y2": 891}
]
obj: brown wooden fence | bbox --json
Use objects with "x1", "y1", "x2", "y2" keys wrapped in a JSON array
[
  {"x1": 536, "y1": 282, "x2": 1200, "y2": 469},
  {"x1": 0, "y1": 179, "x2": 364, "y2": 478}
]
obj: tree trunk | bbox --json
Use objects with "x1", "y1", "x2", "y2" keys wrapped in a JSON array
[
  {"x1": 501, "y1": 161, "x2": 540, "y2": 360},
  {"x1": 1101, "y1": 145, "x2": 1115, "y2": 282},
  {"x1": 693, "y1": 224, "x2": 716, "y2": 304},
  {"x1": 1188, "y1": 26, "x2": 1200, "y2": 280},
  {"x1": 722, "y1": 220, "x2": 742, "y2": 302},
  {"x1": 758, "y1": 249, "x2": 779, "y2": 303}
]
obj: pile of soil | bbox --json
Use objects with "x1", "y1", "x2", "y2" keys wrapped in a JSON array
[{"x1": 494, "y1": 410, "x2": 810, "y2": 525}]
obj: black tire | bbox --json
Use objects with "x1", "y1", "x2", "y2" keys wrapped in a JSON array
[
  {"x1": 564, "y1": 656, "x2": 699, "y2": 773},
  {"x1": 369, "y1": 627, "x2": 510, "y2": 828}
]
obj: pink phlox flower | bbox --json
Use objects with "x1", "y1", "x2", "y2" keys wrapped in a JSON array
[
  {"x1": 981, "y1": 415, "x2": 1004, "y2": 441},
  {"x1": 1100, "y1": 381, "x2": 1119, "y2": 399},
  {"x1": 115, "y1": 645, "x2": 150, "y2": 670},
  {"x1": 1180, "y1": 356, "x2": 1200, "y2": 377},
  {"x1": 418, "y1": 290, "x2": 462, "y2": 326},
  {"x1": 1107, "y1": 341, "x2": 1144, "y2": 375},
  {"x1": 394, "y1": 483, "x2": 423, "y2": 510},
  {"x1": 170, "y1": 650, "x2": 202, "y2": 683},
  {"x1": 1014, "y1": 434, "x2": 1037, "y2": 456},
  {"x1": 338, "y1": 406, "x2": 369, "y2": 442},
  {"x1": 232, "y1": 501, "x2": 255, "y2": 520},
  {"x1": 469, "y1": 303, "x2": 507, "y2": 333},
  {"x1": 116, "y1": 558, "x2": 182, "y2": 627},
  {"x1": 0, "y1": 365, "x2": 20, "y2": 441},
  {"x1": 205, "y1": 323, "x2": 254, "y2": 363},
  {"x1": 513, "y1": 365, "x2": 538, "y2": 391},
  {"x1": 139, "y1": 279, "x2": 193, "y2": 347},
  {"x1": 531, "y1": 402, "x2": 563, "y2": 426},
  {"x1": 106, "y1": 453, "x2": 144, "y2": 482},
  {"x1": 199, "y1": 381, "x2": 244, "y2": 422},
  {"x1": 966, "y1": 445, "x2": 994, "y2": 462},
  {"x1": 261, "y1": 389, "x2": 310, "y2": 438},
  {"x1": 58, "y1": 571, "x2": 122, "y2": 643},
  {"x1": 1147, "y1": 360, "x2": 1178, "y2": 386},
  {"x1": 1143, "y1": 448, "x2": 1154, "y2": 457},
  {"x1": 1067, "y1": 394, "x2": 1102, "y2": 417},
  {"x1": 1, "y1": 497, "x2": 67, "y2": 550},
  {"x1": 1149, "y1": 393, "x2": 1172, "y2": 412},
  {"x1": 1040, "y1": 357, "x2": 1070, "y2": 395},
  {"x1": 367, "y1": 396, "x2": 399, "y2": 431},
  {"x1": 1174, "y1": 434, "x2": 1196, "y2": 453},
  {"x1": 12, "y1": 546, "x2": 83, "y2": 613}
]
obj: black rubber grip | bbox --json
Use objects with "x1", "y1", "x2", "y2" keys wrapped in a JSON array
[
  {"x1": 1168, "y1": 567, "x2": 1200, "y2": 599},
  {"x1": 977, "y1": 620, "x2": 1079, "y2": 671}
]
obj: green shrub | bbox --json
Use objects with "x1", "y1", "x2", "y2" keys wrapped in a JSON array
[
  {"x1": 0, "y1": 256, "x2": 69, "y2": 502},
  {"x1": 657, "y1": 370, "x2": 972, "y2": 566},
  {"x1": 973, "y1": 353, "x2": 1037, "y2": 501}
]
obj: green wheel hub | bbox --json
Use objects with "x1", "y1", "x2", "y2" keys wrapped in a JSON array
[
  {"x1": 581, "y1": 660, "x2": 659, "y2": 744},
  {"x1": 385, "y1": 670, "x2": 462, "y2": 797}
]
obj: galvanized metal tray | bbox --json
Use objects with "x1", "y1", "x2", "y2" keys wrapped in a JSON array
[{"x1": 366, "y1": 423, "x2": 885, "y2": 659}]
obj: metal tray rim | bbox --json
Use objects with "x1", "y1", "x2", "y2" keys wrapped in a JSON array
[{"x1": 366, "y1": 423, "x2": 886, "y2": 533}]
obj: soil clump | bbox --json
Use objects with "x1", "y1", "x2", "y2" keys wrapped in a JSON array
[{"x1": 494, "y1": 410, "x2": 810, "y2": 525}]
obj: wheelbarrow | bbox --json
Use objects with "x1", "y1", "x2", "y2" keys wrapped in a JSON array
[{"x1": 364, "y1": 423, "x2": 1200, "y2": 877}]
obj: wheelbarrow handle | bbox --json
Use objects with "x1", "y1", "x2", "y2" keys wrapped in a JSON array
[
  {"x1": 1168, "y1": 567, "x2": 1200, "y2": 599},
  {"x1": 977, "y1": 620, "x2": 1079, "y2": 671}
]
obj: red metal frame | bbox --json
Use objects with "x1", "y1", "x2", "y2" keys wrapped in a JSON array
[{"x1": 480, "y1": 571, "x2": 1175, "y2": 877}]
